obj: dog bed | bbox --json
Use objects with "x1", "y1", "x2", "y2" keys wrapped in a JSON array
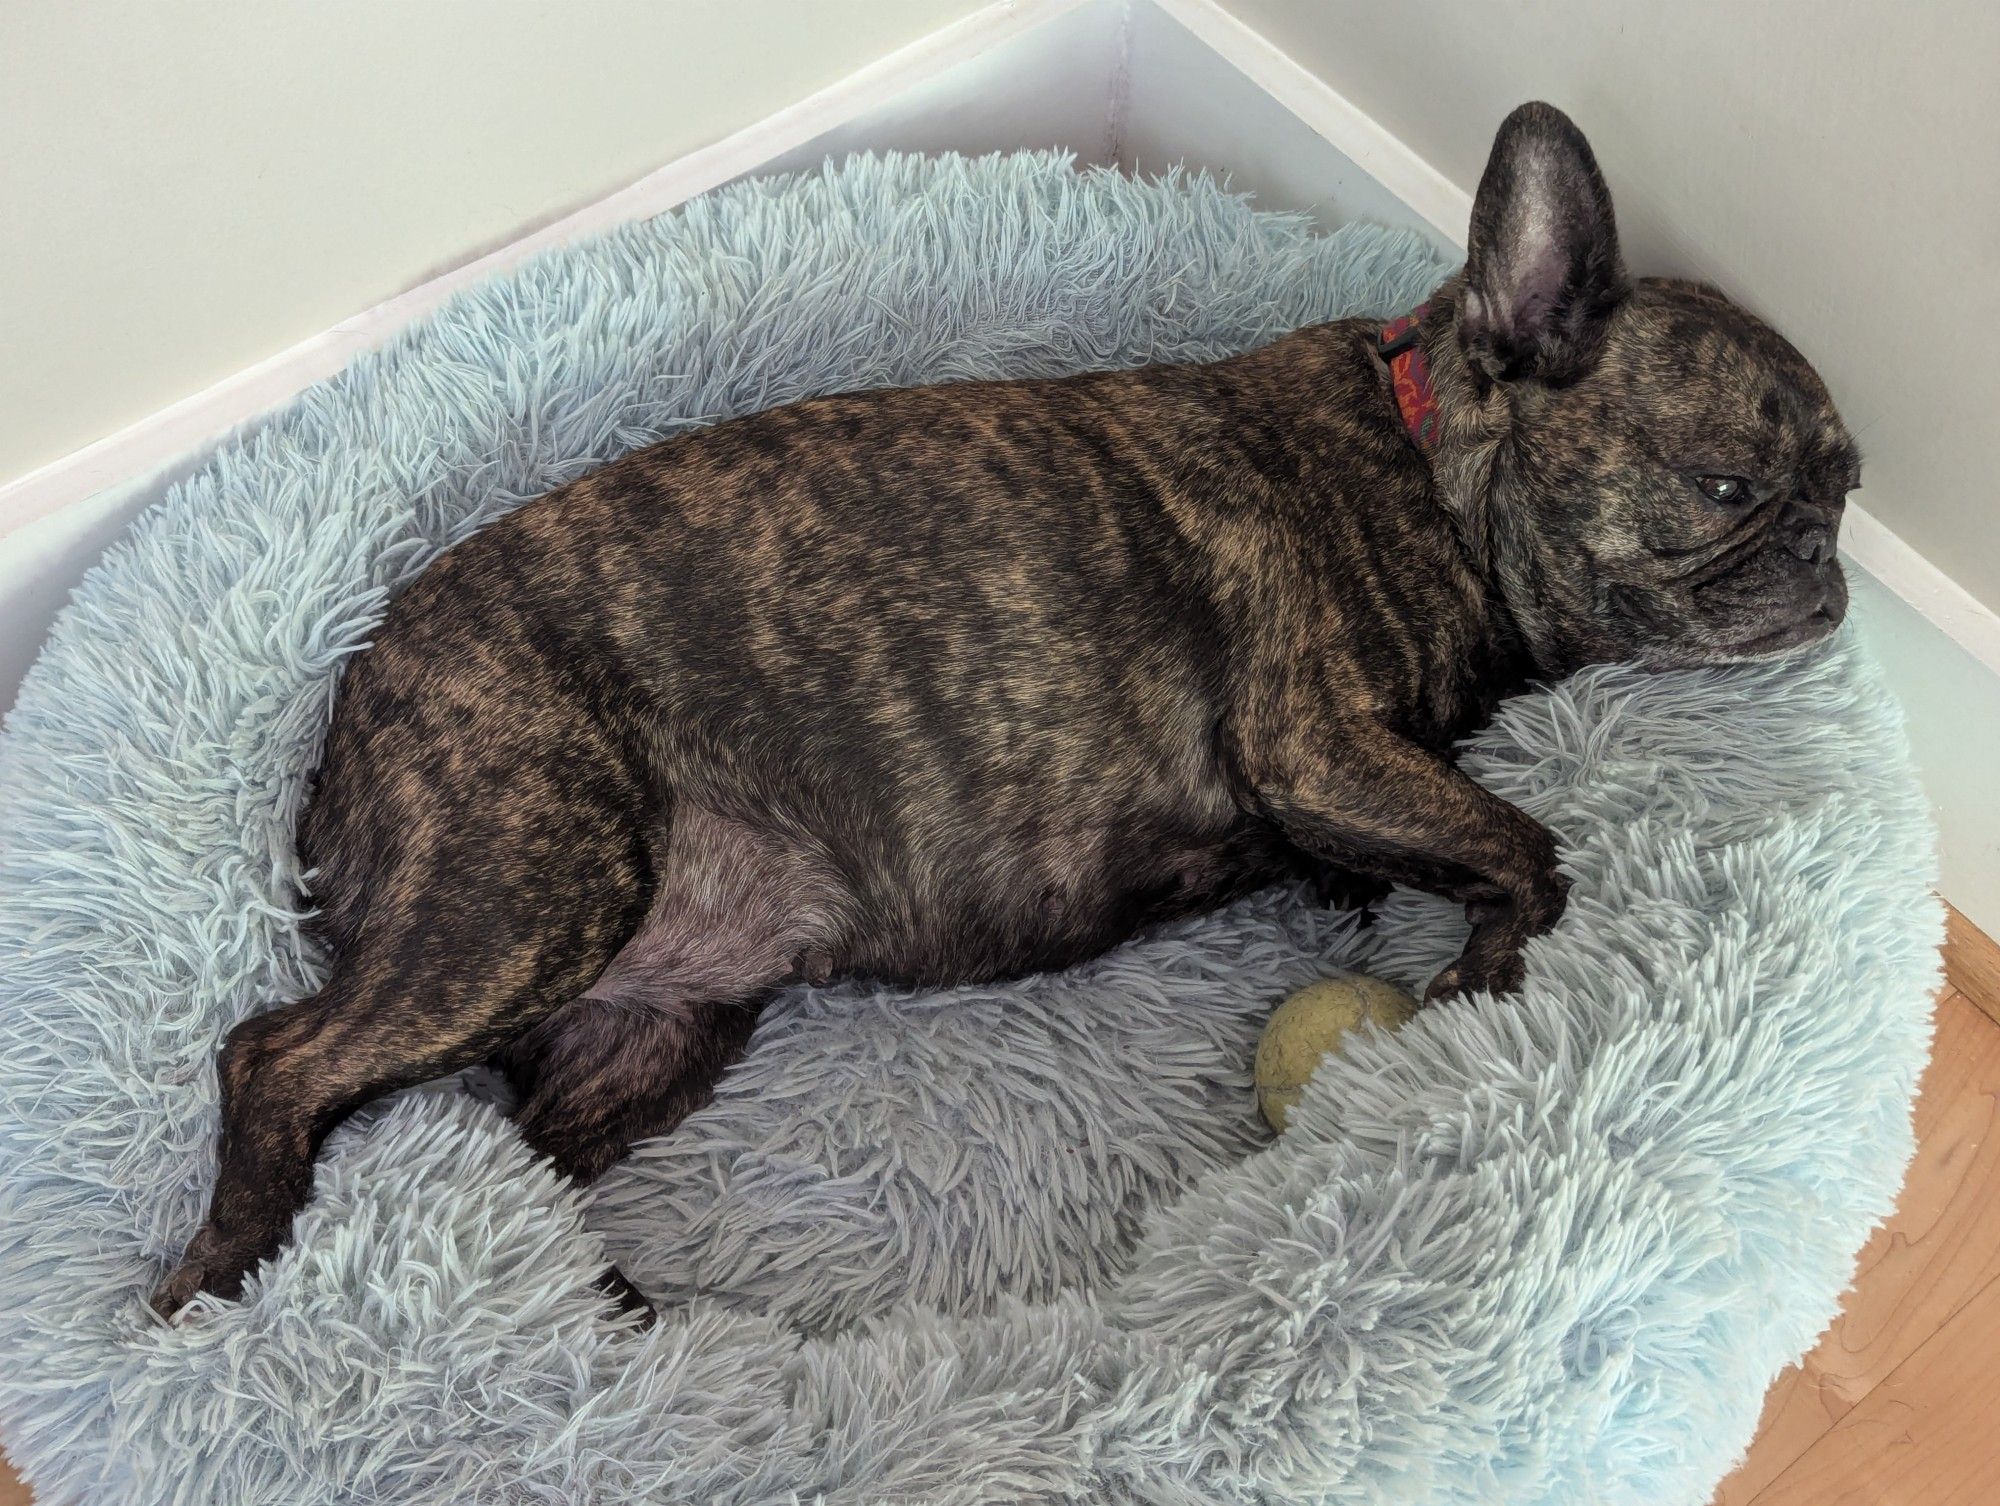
[{"x1": 0, "y1": 151, "x2": 1940, "y2": 1505}]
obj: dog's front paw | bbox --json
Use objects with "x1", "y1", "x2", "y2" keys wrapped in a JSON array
[{"x1": 1423, "y1": 946, "x2": 1527, "y2": 1004}]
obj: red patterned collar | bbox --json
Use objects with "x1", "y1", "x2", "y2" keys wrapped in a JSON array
[{"x1": 1377, "y1": 302, "x2": 1440, "y2": 450}]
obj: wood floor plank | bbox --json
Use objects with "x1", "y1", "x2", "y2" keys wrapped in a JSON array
[
  {"x1": 1714, "y1": 990, "x2": 2000, "y2": 1504},
  {"x1": 1797, "y1": 993, "x2": 2000, "y2": 1403},
  {"x1": 1712, "y1": 1356, "x2": 1849, "y2": 1506},
  {"x1": 0, "y1": 1452, "x2": 27, "y2": 1506},
  {"x1": 1943, "y1": 902, "x2": 2000, "y2": 1027},
  {"x1": 1746, "y1": 1272, "x2": 2000, "y2": 1506}
]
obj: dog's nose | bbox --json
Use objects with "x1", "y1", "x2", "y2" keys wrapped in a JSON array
[{"x1": 1783, "y1": 510, "x2": 1835, "y2": 567}]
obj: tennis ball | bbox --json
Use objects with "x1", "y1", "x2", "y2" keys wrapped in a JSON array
[{"x1": 1254, "y1": 974, "x2": 1417, "y2": 1132}]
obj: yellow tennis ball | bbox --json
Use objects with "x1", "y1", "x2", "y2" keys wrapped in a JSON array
[{"x1": 1255, "y1": 975, "x2": 1417, "y2": 1132}]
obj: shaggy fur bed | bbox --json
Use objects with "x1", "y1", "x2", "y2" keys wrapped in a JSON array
[{"x1": 0, "y1": 152, "x2": 1940, "y2": 1505}]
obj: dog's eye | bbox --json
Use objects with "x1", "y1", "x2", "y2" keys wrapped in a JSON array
[{"x1": 1695, "y1": 475, "x2": 1750, "y2": 504}]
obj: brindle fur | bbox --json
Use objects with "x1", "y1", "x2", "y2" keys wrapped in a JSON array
[{"x1": 154, "y1": 104, "x2": 1858, "y2": 1318}]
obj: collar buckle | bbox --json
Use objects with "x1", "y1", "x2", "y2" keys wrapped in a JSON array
[{"x1": 1377, "y1": 302, "x2": 1439, "y2": 451}]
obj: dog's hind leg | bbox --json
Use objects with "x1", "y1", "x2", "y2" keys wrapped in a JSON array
[
  {"x1": 501, "y1": 994, "x2": 767, "y2": 1184},
  {"x1": 151, "y1": 746, "x2": 658, "y2": 1319},
  {"x1": 492, "y1": 996, "x2": 767, "y2": 1328},
  {"x1": 496, "y1": 805, "x2": 842, "y2": 1185},
  {"x1": 488, "y1": 807, "x2": 840, "y2": 1322},
  {"x1": 505, "y1": 994, "x2": 769, "y2": 1326}
]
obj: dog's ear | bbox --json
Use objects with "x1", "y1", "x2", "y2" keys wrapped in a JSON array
[{"x1": 1459, "y1": 102, "x2": 1628, "y2": 386}]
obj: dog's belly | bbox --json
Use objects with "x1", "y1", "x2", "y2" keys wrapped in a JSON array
[
  {"x1": 831, "y1": 804, "x2": 1296, "y2": 987},
  {"x1": 587, "y1": 786, "x2": 1291, "y2": 1009}
]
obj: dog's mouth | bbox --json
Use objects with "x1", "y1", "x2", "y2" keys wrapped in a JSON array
[
  {"x1": 1720, "y1": 608, "x2": 1840, "y2": 660},
  {"x1": 1728, "y1": 608, "x2": 1832, "y2": 656},
  {"x1": 1702, "y1": 557, "x2": 1851, "y2": 665},
  {"x1": 1641, "y1": 601, "x2": 1842, "y2": 673}
]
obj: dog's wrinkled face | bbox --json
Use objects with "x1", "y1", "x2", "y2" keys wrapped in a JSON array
[{"x1": 1451, "y1": 104, "x2": 1857, "y2": 672}]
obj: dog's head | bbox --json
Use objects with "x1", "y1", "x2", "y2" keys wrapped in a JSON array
[{"x1": 1444, "y1": 103, "x2": 1856, "y2": 673}]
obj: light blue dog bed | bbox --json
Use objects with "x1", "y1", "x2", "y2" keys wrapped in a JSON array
[{"x1": 0, "y1": 152, "x2": 1941, "y2": 1504}]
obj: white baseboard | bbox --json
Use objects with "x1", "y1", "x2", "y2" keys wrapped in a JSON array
[{"x1": 1839, "y1": 505, "x2": 2000, "y2": 679}]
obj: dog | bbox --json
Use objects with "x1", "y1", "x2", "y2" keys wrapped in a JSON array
[{"x1": 153, "y1": 103, "x2": 1857, "y2": 1318}]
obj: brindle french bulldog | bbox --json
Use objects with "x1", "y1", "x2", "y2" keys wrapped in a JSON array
[{"x1": 154, "y1": 103, "x2": 1857, "y2": 1318}]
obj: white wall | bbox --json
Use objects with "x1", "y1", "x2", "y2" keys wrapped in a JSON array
[
  {"x1": 0, "y1": 0, "x2": 982, "y2": 490},
  {"x1": 1219, "y1": 0, "x2": 2000, "y2": 620}
]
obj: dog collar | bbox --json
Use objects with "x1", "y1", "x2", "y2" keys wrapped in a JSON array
[{"x1": 1376, "y1": 302, "x2": 1439, "y2": 450}]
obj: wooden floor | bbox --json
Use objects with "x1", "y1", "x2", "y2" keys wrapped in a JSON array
[
  {"x1": 4, "y1": 910, "x2": 1997, "y2": 1506},
  {"x1": 1712, "y1": 907, "x2": 2000, "y2": 1506}
]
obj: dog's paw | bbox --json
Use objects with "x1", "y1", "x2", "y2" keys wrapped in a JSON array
[
  {"x1": 150, "y1": 1257, "x2": 213, "y2": 1321},
  {"x1": 1423, "y1": 948, "x2": 1526, "y2": 1004},
  {"x1": 149, "y1": 1229, "x2": 249, "y2": 1321}
]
